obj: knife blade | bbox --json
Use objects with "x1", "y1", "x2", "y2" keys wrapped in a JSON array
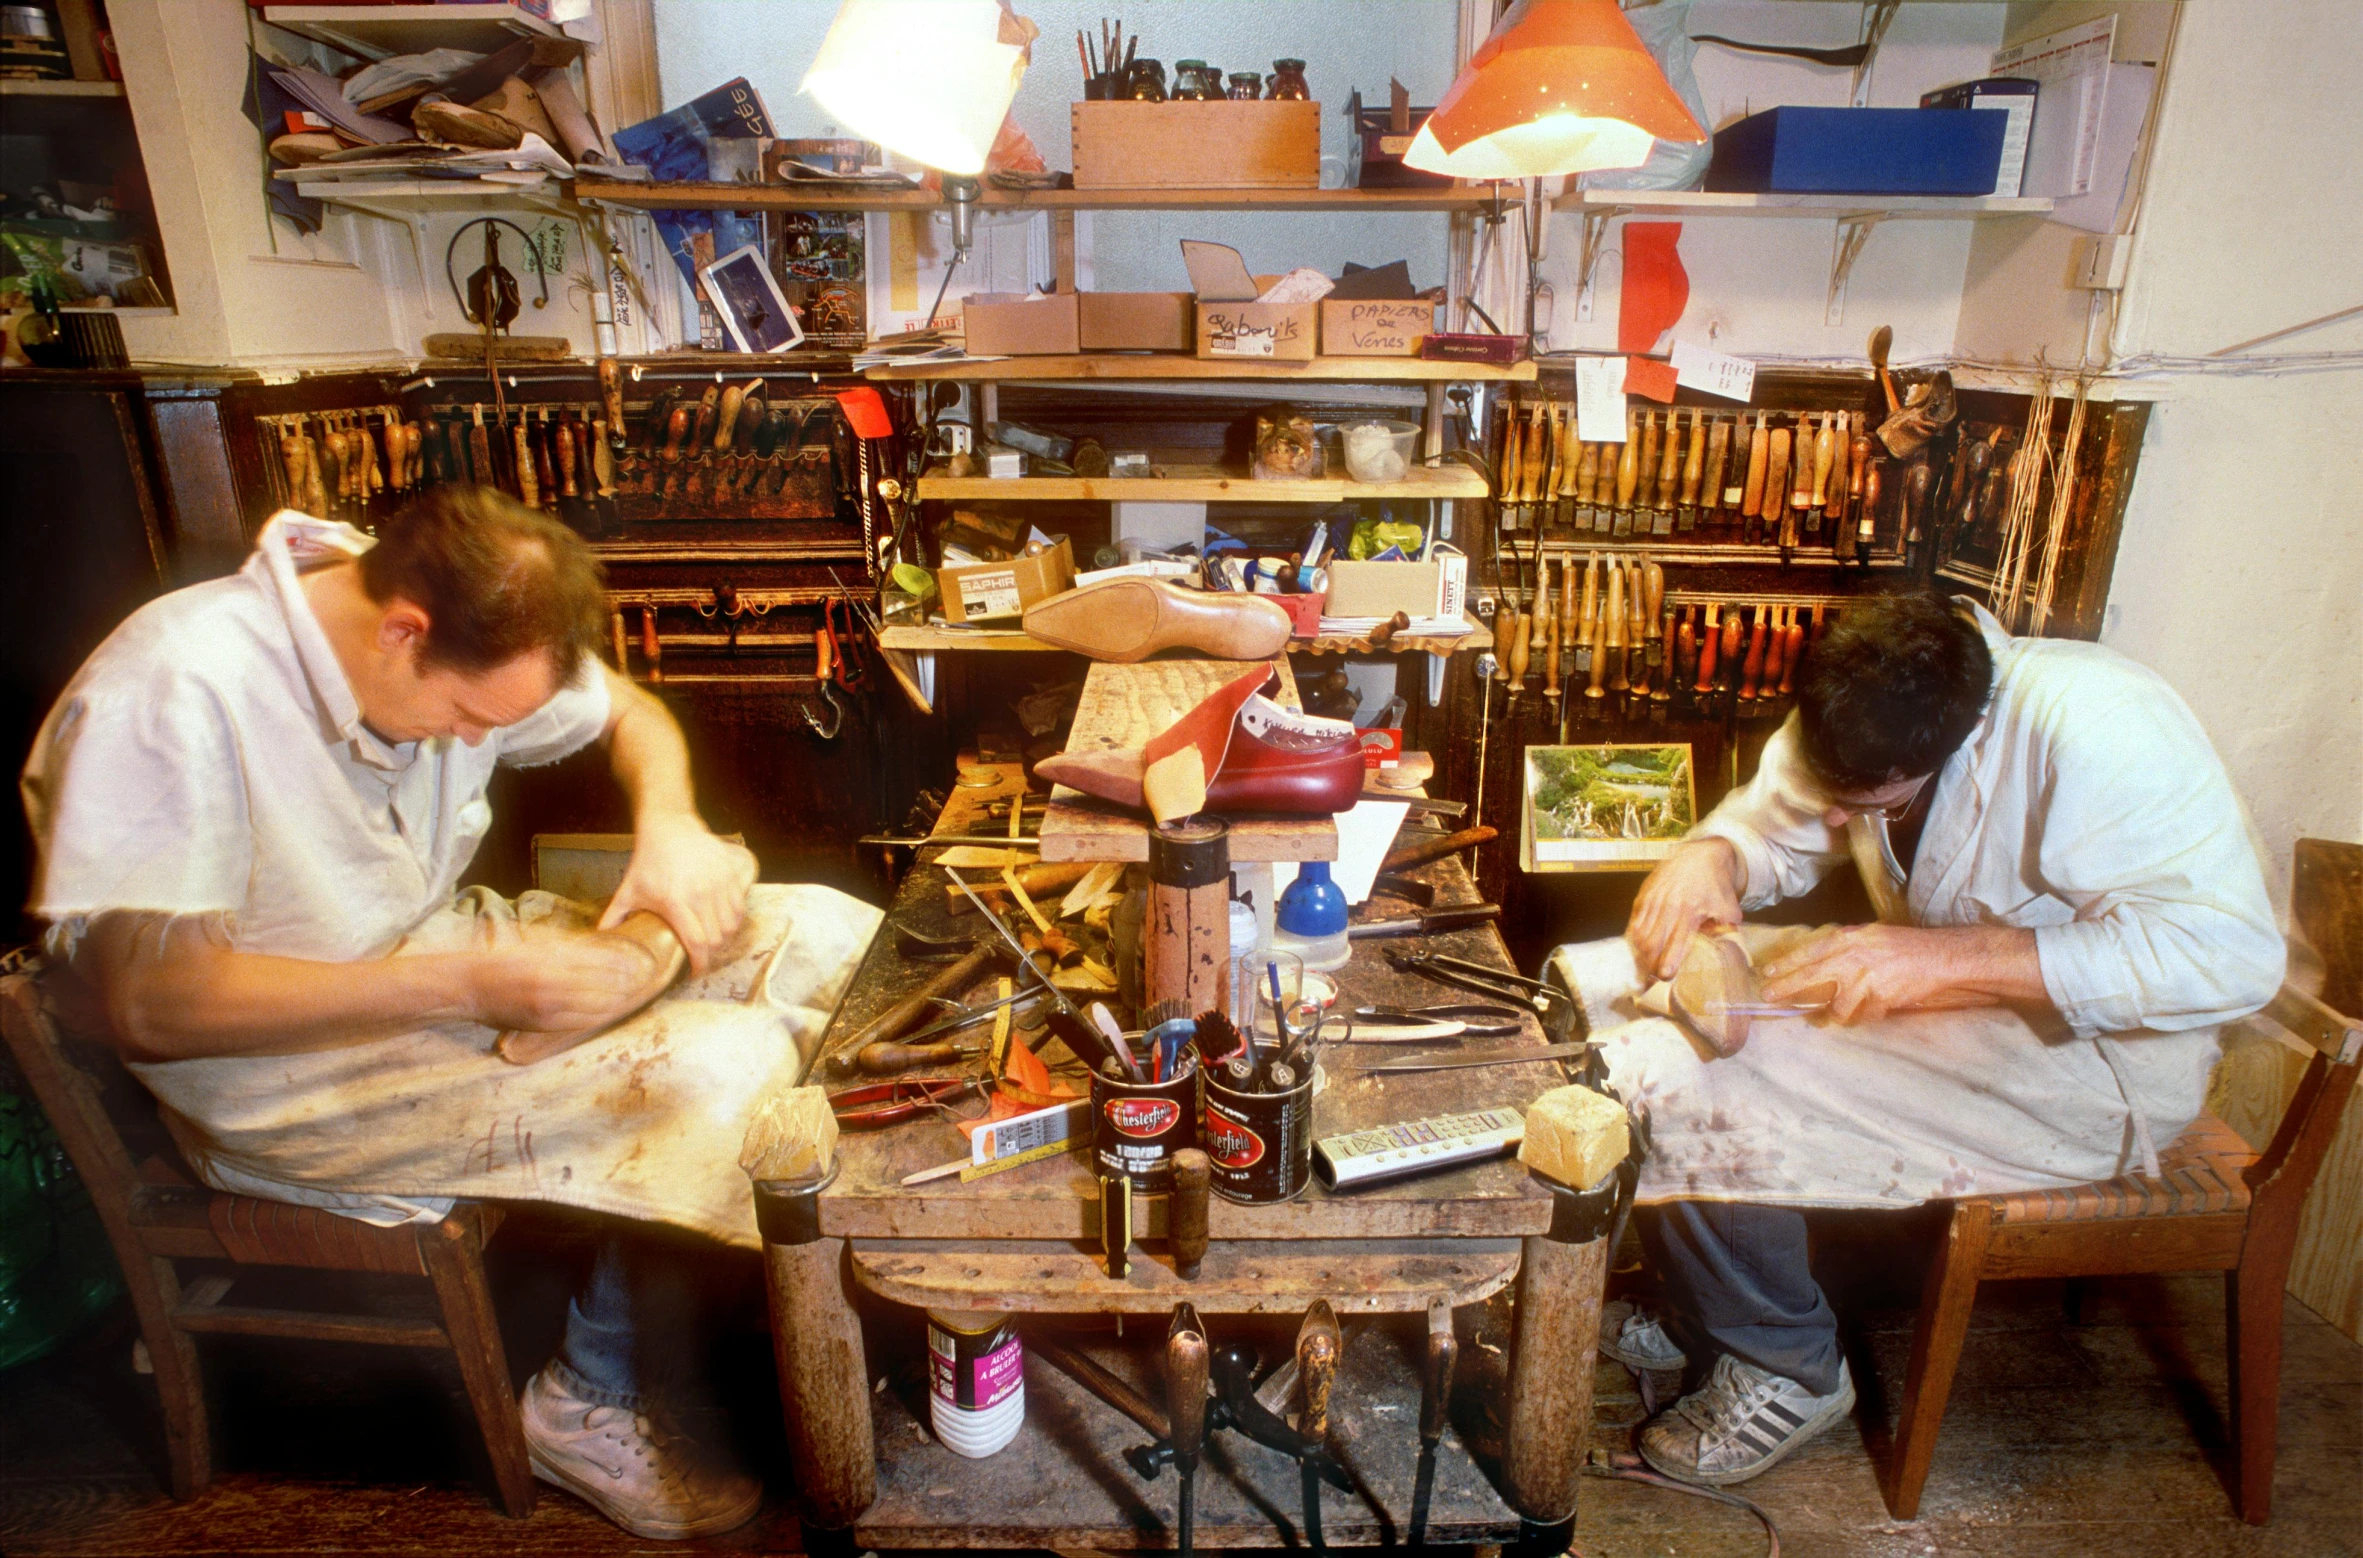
[{"x1": 1347, "y1": 1042, "x2": 1592, "y2": 1074}]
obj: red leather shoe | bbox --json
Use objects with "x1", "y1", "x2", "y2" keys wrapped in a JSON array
[{"x1": 1037, "y1": 669, "x2": 1363, "y2": 822}]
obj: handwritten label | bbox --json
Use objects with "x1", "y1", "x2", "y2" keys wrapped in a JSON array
[
  {"x1": 1670, "y1": 341, "x2": 1757, "y2": 403},
  {"x1": 1324, "y1": 300, "x2": 1434, "y2": 356},
  {"x1": 1203, "y1": 307, "x2": 1304, "y2": 359},
  {"x1": 1575, "y1": 354, "x2": 1628, "y2": 442}
]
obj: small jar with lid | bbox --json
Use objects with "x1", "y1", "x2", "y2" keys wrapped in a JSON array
[
  {"x1": 1126, "y1": 58, "x2": 1168, "y2": 102},
  {"x1": 1227, "y1": 71, "x2": 1262, "y2": 101},
  {"x1": 1265, "y1": 59, "x2": 1310, "y2": 100},
  {"x1": 1172, "y1": 60, "x2": 1215, "y2": 100}
]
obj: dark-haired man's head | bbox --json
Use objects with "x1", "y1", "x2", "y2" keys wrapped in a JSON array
[
  {"x1": 341, "y1": 485, "x2": 607, "y2": 745},
  {"x1": 1794, "y1": 594, "x2": 1993, "y2": 825}
]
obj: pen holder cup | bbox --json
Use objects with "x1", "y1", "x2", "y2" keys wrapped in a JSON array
[
  {"x1": 1090, "y1": 1051, "x2": 1200, "y2": 1192},
  {"x1": 1203, "y1": 1064, "x2": 1316, "y2": 1204}
]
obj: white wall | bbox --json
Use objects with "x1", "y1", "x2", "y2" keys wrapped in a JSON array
[{"x1": 2073, "y1": 0, "x2": 2363, "y2": 901}]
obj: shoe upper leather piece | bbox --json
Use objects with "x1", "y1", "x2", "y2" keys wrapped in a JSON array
[{"x1": 1034, "y1": 672, "x2": 1362, "y2": 818}]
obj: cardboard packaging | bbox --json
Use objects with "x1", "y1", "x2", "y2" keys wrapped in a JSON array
[
  {"x1": 1319, "y1": 298, "x2": 1437, "y2": 357},
  {"x1": 1196, "y1": 301, "x2": 1317, "y2": 362},
  {"x1": 1272, "y1": 591, "x2": 1327, "y2": 638},
  {"x1": 1071, "y1": 100, "x2": 1320, "y2": 189},
  {"x1": 1344, "y1": 84, "x2": 1452, "y2": 189},
  {"x1": 1706, "y1": 106, "x2": 2007, "y2": 196},
  {"x1": 1323, "y1": 550, "x2": 1467, "y2": 621},
  {"x1": 962, "y1": 292, "x2": 1080, "y2": 356},
  {"x1": 937, "y1": 538, "x2": 1077, "y2": 624},
  {"x1": 1079, "y1": 291, "x2": 1195, "y2": 352}
]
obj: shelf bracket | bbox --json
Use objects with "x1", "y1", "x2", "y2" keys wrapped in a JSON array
[
  {"x1": 1573, "y1": 207, "x2": 1623, "y2": 323},
  {"x1": 1826, "y1": 215, "x2": 1882, "y2": 326},
  {"x1": 1849, "y1": 0, "x2": 1904, "y2": 108}
]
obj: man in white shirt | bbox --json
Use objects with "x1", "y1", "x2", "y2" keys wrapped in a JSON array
[
  {"x1": 20, "y1": 488, "x2": 849, "y2": 1540},
  {"x1": 1594, "y1": 593, "x2": 2280, "y2": 1490}
]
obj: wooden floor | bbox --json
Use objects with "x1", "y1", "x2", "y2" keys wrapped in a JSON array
[{"x1": 2, "y1": 1210, "x2": 2356, "y2": 1558}]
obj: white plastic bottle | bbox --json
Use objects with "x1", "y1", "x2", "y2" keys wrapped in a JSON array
[{"x1": 926, "y1": 1310, "x2": 1025, "y2": 1457}]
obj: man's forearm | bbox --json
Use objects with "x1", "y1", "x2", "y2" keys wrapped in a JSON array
[
  {"x1": 601, "y1": 668, "x2": 701, "y2": 826},
  {"x1": 1917, "y1": 925, "x2": 2050, "y2": 1008},
  {"x1": 71, "y1": 916, "x2": 482, "y2": 1062}
]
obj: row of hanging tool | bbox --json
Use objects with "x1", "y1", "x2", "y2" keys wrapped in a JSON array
[
  {"x1": 260, "y1": 407, "x2": 417, "y2": 527},
  {"x1": 1493, "y1": 398, "x2": 1934, "y2": 564},
  {"x1": 608, "y1": 379, "x2": 839, "y2": 504},
  {"x1": 1487, "y1": 546, "x2": 1842, "y2": 737}
]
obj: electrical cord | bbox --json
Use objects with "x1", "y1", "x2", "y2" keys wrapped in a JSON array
[{"x1": 1587, "y1": 1452, "x2": 1783, "y2": 1557}]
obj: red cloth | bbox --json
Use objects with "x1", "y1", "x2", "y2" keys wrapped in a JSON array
[{"x1": 1618, "y1": 221, "x2": 1688, "y2": 356}]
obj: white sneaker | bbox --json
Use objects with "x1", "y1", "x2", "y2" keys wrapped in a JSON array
[
  {"x1": 520, "y1": 1366, "x2": 762, "y2": 1540},
  {"x1": 1598, "y1": 1299, "x2": 1688, "y2": 1371},
  {"x1": 1637, "y1": 1353, "x2": 1855, "y2": 1487}
]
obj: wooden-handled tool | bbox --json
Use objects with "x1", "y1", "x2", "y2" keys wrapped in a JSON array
[
  {"x1": 1535, "y1": 555, "x2": 1559, "y2": 703},
  {"x1": 596, "y1": 356, "x2": 626, "y2": 447},
  {"x1": 1555, "y1": 406, "x2": 1580, "y2": 501},
  {"x1": 512, "y1": 417, "x2": 538, "y2": 508},
  {"x1": 1615, "y1": 410, "x2": 1641, "y2": 513},
  {"x1": 846, "y1": 1038, "x2": 980, "y2": 1076},
  {"x1": 1811, "y1": 410, "x2": 1837, "y2": 508},
  {"x1": 1694, "y1": 603, "x2": 1720, "y2": 692},
  {"x1": 1710, "y1": 415, "x2": 1738, "y2": 513},
  {"x1": 1674, "y1": 607, "x2": 1699, "y2": 698},
  {"x1": 1902, "y1": 459, "x2": 1933, "y2": 545},
  {"x1": 1681, "y1": 409, "x2": 1707, "y2": 509},
  {"x1": 467, "y1": 406, "x2": 492, "y2": 495},
  {"x1": 830, "y1": 944, "x2": 997, "y2": 1071},
  {"x1": 1778, "y1": 607, "x2": 1807, "y2": 696},
  {"x1": 1759, "y1": 425, "x2": 1790, "y2": 547},
  {"x1": 1166, "y1": 1302, "x2": 1210, "y2": 1558},
  {"x1": 1640, "y1": 558, "x2": 1664, "y2": 669},
  {"x1": 1738, "y1": 605, "x2": 1768, "y2": 703},
  {"x1": 1741, "y1": 411, "x2": 1769, "y2": 519},
  {"x1": 1523, "y1": 402, "x2": 1548, "y2": 506},
  {"x1": 1573, "y1": 552, "x2": 1598, "y2": 677},
  {"x1": 1381, "y1": 825, "x2": 1500, "y2": 872},
  {"x1": 1410, "y1": 1296, "x2": 1458, "y2": 1549},
  {"x1": 1557, "y1": 550, "x2": 1580, "y2": 690},
  {"x1": 689, "y1": 384, "x2": 720, "y2": 452},
  {"x1": 1859, "y1": 456, "x2": 1883, "y2": 557},
  {"x1": 1597, "y1": 560, "x2": 1626, "y2": 692},
  {"x1": 1296, "y1": 1302, "x2": 1342, "y2": 1555},
  {"x1": 1719, "y1": 605, "x2": 1744, "y2": 694},
  {"x1": 1793, "y1": 414, "x2": 1820, "y2": 511},
  {"x1": 1170, "y1": 1154, "x2": 1210, "y2": 1281},
  {"x1": 1655, "y1": 408, "x2": 1683, "y2": 513},
  {"x1": 279, "y1": 430, "x2": 306, "y2": 510},
  {"x1": 1574, "y1": 440, "x2": 1600, "y2": 509},
  {"x1": 714, "y1": 381, "x2": 746, "y2": 451},
  {"x1": 1634, "y1": 410, "x2": 1660, "y2": 510},
  {"x1": 1498, "y1": 402, "x2": 1523, "y2": 510},
  {"x1": 554, "y1": 418, "x2": 578, "y2": 499}
]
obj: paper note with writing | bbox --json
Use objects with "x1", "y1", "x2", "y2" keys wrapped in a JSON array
[
  {"x1": 1575, "y1": 355, "x2": 1629, "y2": 442},
  {"x1": 1670, "y1": 341, "x2": 1756, "y2": 403},
  {"x1": 1992, "y1": 16, "x2": 2115, "y2": 197}
]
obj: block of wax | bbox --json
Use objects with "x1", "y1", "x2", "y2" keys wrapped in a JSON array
[
  {"x1": 739, "y1": 1086, "x2": 840, "y2": 1183},
  {"x1": 1518, "y1": 1083, "x2": 1630, "y2": 1193}
]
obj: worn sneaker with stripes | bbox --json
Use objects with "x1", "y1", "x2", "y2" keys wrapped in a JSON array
[
  {"x1": 1598, "y1": 1299, "x2": 1688, "y2": 1372},
  {"x1": 1637, "y1": 1353, "x2": 1856, "y2": 1486}
]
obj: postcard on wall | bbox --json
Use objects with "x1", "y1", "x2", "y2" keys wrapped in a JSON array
[
  {"x1": 766, "y1": 210, "x2": 868, "y2": 348},
  {"x1": 1524, "y1": 743, "x2": 1696, "y2": 869}
]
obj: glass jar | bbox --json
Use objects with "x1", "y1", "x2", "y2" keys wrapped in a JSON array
[
  {"x1": 1266, "y1": 59, "x2": 1310, "y2": 100},
  {"x1": 1227, "y1": 71, "x2": 1262, "y2": 101},
  {"x1": 1125, "y1": 58, "x2": 1168, "y2": 102},
  {"x1": 1172, "y1": 60, "x2": 1215, "y2": 100}
]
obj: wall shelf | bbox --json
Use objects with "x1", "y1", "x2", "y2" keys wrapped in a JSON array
[
  {"x1": 879, "y1": 615, "x2": 1490, "y2": 659},
  {"x1": 0, "y1": 80, "x2": 124, "y2": 98},
  {"x1": 260, "y1": 4, "x2": 564, "y2": 60},
  {"x1": 867, "y1": 354, "x2": 1534, "y2": 384},
  {"x1": 915, "y1": 461, "x2": 1486, "y2": 504},
  {"x1": 568, "y1": 178, "x2": 1506, "y2": 215}
]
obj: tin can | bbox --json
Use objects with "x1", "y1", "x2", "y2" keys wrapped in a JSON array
[
  {"x1": 1091, "y1": 1050, "x2": 1200, "y2": 1192},
  {"x1": 1202, "y1": 1064, "x2": 1316, "y2": 1203}
]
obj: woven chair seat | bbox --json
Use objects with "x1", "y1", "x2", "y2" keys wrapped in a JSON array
[{"x1": 1985, "y1": 1111, "x2": 2256, "y2": 1225}]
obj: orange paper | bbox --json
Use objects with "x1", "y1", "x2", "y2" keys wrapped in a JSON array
[{"x1": 1618, "y1": 221, "x2": 1688, "y2": 357}]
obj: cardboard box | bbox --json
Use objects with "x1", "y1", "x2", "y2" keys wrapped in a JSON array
[
  {"x1": 1323, "y1": 549, "x2": 1467, "y2": 621},
  {"x1": 1071, "y1": 100, "x2": 1320, "y2": 189},
  {"x1": 937, "y1": 537, "x2": 1076, "y2": 624},
  {"x1": 1319, "y1": 298, "x2": 1437, "y2": 357},
  {"x1": 1195, "y1": 301, "x2": 1318, "y2": 362},
  {"x1": 1272, "y1": 591, "x2": 1327, "y2": 638},
  {"x1": 962, "y1": 292, "x2": 1080, "y2": 356},
  {"x1": 1080, "y1": 291, "x2": 1196, "y2": 351}
]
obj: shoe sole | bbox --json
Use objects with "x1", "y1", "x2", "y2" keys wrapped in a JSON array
[
  {"x1": 528, "y1": 1449, "x2": 762, "y2": 1541},
  {"x1": 1637, "y1": 1376, "x2": 1858, "y2": 1488}
]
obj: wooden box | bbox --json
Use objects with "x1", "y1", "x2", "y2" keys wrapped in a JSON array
[
  {"x1": 1319, "y1": 298, "x2": 1438, "y2": 357},
  {"x1": 1070, "y1": 100, "x2": 1320, "y2": 190}
]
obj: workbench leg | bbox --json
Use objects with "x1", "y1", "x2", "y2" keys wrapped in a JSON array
[
  {"x1": 755, "y1": 1172, "x2": 876, "y2": 1544},
  {"x1": 1502, "y1": 1173, "x2": 1618, "y2": 1554}
]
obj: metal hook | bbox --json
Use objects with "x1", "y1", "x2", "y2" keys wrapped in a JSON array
[{"x1": 801, "y1": 679, "x2": 847, "y2": 741}]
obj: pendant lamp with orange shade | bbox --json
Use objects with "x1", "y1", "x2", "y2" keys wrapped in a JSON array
[{"x1": 1402, "y1": 0, "x2": 1707, "y2": 180}]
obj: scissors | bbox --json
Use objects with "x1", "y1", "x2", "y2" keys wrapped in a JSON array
[{"x1": 827, "y1": 1076, "x2": 982, "y2": 1130}]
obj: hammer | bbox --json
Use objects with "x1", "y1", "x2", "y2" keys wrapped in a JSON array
[{"x1": 1412, "y1": 1297, "x2": 1458, "y2": 1548}]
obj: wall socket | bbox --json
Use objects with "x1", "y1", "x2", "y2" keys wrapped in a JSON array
[{"x1": 2078, "y1": 234, "x2": 2131, "y2": 291}]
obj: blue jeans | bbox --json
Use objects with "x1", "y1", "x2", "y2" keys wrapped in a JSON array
[
  {"x1": 1638, "y1": 1201, "x2": 1844, "y2": 1396},
  {"x1": 547, "y1": 1230, "x2": 700, "y2": 1412}
]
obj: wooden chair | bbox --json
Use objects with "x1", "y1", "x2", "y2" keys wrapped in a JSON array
[
  {"x1": 1884, "y1": 841, "x2": 2363, "y2": 1525},
  {"x1": 0, "y1": 972, "x2": 535, "y2": 1516}
]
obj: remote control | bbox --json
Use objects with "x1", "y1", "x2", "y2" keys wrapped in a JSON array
[{"x1": 1313, "y1": 1106, "x2": 1526, "y2": 1190}]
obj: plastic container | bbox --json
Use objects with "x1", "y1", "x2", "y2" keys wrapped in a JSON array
[
  {"x1": 1342, "y1": 420, "x2": 1419, "y2": 483},
  {"x1": 1274, "y1": 862, "x2": 1351, "y2": 973},
  {"x1": 927, "y1": 1310, "x2": 1025, "y2": 1457}
]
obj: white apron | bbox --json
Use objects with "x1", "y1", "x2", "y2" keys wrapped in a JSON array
[{"x1": 129, "y1": 884, "x2": 881, "y2": 1248}]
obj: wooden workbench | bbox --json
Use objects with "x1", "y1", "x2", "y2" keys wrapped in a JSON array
[{"x1": 759, "y1": 765, "x2": 1614, "y2": 1551}]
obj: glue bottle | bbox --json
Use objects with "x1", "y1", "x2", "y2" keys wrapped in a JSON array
[{"x1": 1271, "y1": 861, "x2": 1351, "y2": 973}]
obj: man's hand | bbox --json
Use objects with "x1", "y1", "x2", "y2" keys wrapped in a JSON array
[
  {"x1": 600, "y1": 813, "x2": 756, "y2": 974},
  {"x1": 470, "y1": 932, "x2": 665, "y2": 1034},
  {"x1": 1626, "y1": 838, "x2": 1744, "y2": 981},
  {"x1": 1758, "y1": 923, "x2": 2046, "y2": 1024}
]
